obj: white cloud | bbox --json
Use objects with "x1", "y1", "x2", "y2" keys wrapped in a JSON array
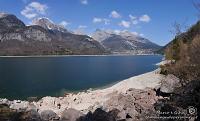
[
  {"x1": 129, "y1": 14, "x2": 136, "y2": 20},
  {"x1": 74, "y1": 25, "x2": 88, "y2": 35},
  {"x1": 119, "y1": 20, "x2": 131, "y2": 28},
  {"x1": 103, "y1": 18, "x2": 110, "y2": 25},
  {"x1": 110, "y1": 10, "x2": 121, "y2": 18},
  {"x1": 139, "y1": 33, "x2": 144, "y2": 37},
  {"x1": 129, "y1": 14, "x2": 138, "y2": 25},
  {"x1": 93, "y1": 17, "x2": 102, "y2": 23},
  {"x1": 78, "y1": 25, "x2": 87, "y2": 29},
  {"x1": 139, "y1": 14, "x2": 151, "y2": 22},
  {"x1": 109, "y1": 29, "x2": 142, "y2": 36},
  {"x1": 80, "y1": 0, "x2": 88, "y2": 5},
  {"x1": 103, "y1": 29, "x2": 143, "y2": 37},
  {"x1": 132, "y1": 20, "x2": 138, "y2": 25},
  {"x1": 131, "y1": 32, "x2": 138, "y2": 36},
  {"x1": 21, "y1": 2, "x2": 48, "y2": 19},
  {"x1": 59, "y1": 21, "x2": 70, "y2": 27},
  {"x1": 93, "y1": 17, "x2": 110, "y2": 25},
  {"x1": 29, "y1": 2, "x2": 47, "y2": 14}
]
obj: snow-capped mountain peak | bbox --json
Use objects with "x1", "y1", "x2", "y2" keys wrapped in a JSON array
[
  {"x1": 32, "y1": 17, "x2": 68, "y2": 33},
  {"x1": 92, "y1": 29, "x2": 114, "y2": 42},
  {"x1": 91, "y1": 29, "x2": 161, "y2": 54},
  {"x1": 0, "y1": 12, "x2": 9, "y2": 18}
]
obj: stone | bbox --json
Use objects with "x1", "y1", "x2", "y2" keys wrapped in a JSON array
[
  {"x1": 40, "y1": 110, "x2": 59, "y2": 121},
  {"x1": 78, "y1": 108, "x2": 116, "y2": 121},
  {"x1": 10, "y1": 100, "x2": 29, "y2": 111},
  {"x1": 61, "y1": 108, "x2": 84, "y2": 121},
  {"x1": 0, "y1": 104, "x2": 19, "y2": 121},
  {"x1": 160, "y1": 74, "x2": 181, "y2": 93},
  {"x1": 103, "y1": 88, "x2": 158, "y2": 120},
  {"x1": 117, "y1": 110, "x2": 126, "y2": 120},
  {"x1": 19, "y1": 109, "x2": 42, "y2": 121},
  {"x1": 0, "y1": 98, "x2": 10, "y2": 105}
]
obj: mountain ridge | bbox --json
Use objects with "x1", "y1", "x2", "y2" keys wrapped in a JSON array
[
  {"x1": 0, "y1": 12, "x2": 107, "y2": 55},
  {"x1": 92, "y1": 29, "x2": 161, "y2": 54},
  {"x1": 0, "y1": 12, "x2": 161, "y2": 55}
]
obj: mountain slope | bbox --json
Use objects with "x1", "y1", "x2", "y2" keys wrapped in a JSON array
[
  {"x1": 0, "y1": 13, "x2": 107, "y2": 56},
  {"x1": 159, "y1": 21, "x2": 200, "y2": 59},
  {"x1": 92, "y1": 29, "x2": 161, "y2": 54},
  {"x1": 32, "y1": 17, "x2": 69, "y2": 33},
  {"x1": 155, "y1": 21, "x2": 200, "y2": 121}
]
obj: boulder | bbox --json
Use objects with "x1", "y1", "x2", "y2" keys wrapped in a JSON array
[
  {"x1": 40, "y1": 110, "x2": 59, "y2": 121},
  {"x1": 61, "y1": 108, "x2": 83, "y2": 121},
  {"x1": 0, "y1": 98, "x2": 10, "y2": 105},
  {"x1": 77, "y1": 108, "x2": 117, "y2": 121},
  {"x1": 0, "y1": 104, "x2": 19, "y2": 121},
  {"x1": 19, "y1": 109, "x2": 42, "y2": 121},
  {"x1": 160, "y1": 74, "x2": 181, "y2": 93},
  {"x1": 9, "y1": 100, "x2": 29, "y2": 111},
  {"x1": 103, "y1": 88, "x2": 158, "y2": 121}
]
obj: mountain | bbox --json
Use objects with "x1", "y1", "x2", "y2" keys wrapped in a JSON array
[
  {"x1": 92, "y1": 29, "x2": 161, "y2": 54},
  {"x1": 0, "y1": 13, "x2": 107, "y2": 56},
  {"x1": 32, "y1": 17, "x2": 69, "y2": 33},
  {"x1": 92, "y1": 29, "x2": 114, "y2": 42},
  {"x1": 0, "y1": 12, "x2": 161, "y2": 56}
]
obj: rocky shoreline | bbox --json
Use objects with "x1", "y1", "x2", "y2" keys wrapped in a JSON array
[
  {"x1": 1, "y1": 65, "x2": 191, "y2": 121},
  {"x1": 0, "y1": 68, "x2": 165, "y2": 120}
]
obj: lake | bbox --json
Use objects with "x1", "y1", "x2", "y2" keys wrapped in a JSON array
[{"x1": 0, "y1": 55, "x2": 162, "y2": 100}]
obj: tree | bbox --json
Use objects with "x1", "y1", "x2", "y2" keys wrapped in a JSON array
[{"x1": 193, "y1": 0, "x2": 200, "y2": 18}]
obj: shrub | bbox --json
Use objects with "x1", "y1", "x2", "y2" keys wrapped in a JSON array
[{"x1": 163, "y1": 34, "x2": 200, "y2": 83}]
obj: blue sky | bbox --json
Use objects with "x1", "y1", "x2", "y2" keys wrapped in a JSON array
[{"x1": 0, "y1": 0, "x2": 198, "y2": 45}]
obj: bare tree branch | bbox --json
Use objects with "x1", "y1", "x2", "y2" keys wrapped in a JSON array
[{"x1": 193, "y1": 0, "x2": 200, "y2": 18}]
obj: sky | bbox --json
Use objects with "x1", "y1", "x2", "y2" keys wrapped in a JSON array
[{"x1": 0, "y1": 0, "x2": 199, "y2": 46}]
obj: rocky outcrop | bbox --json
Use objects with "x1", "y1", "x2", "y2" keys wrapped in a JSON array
[
  {"x1": 32, "y1": 17, "x2": 68, "y2": 33},
  {"x1": 160, "y1": 74, "x2": 181, "y2": 93},
  {"x1": 0, "y1": 12, "x2": 25, "y2": 31},
  {"x1": 23, "y1": 26, "x2": 52, "y2": 42},
  {"x1": 102, "y1": 88, "x2": 159, "y2": 121}
]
